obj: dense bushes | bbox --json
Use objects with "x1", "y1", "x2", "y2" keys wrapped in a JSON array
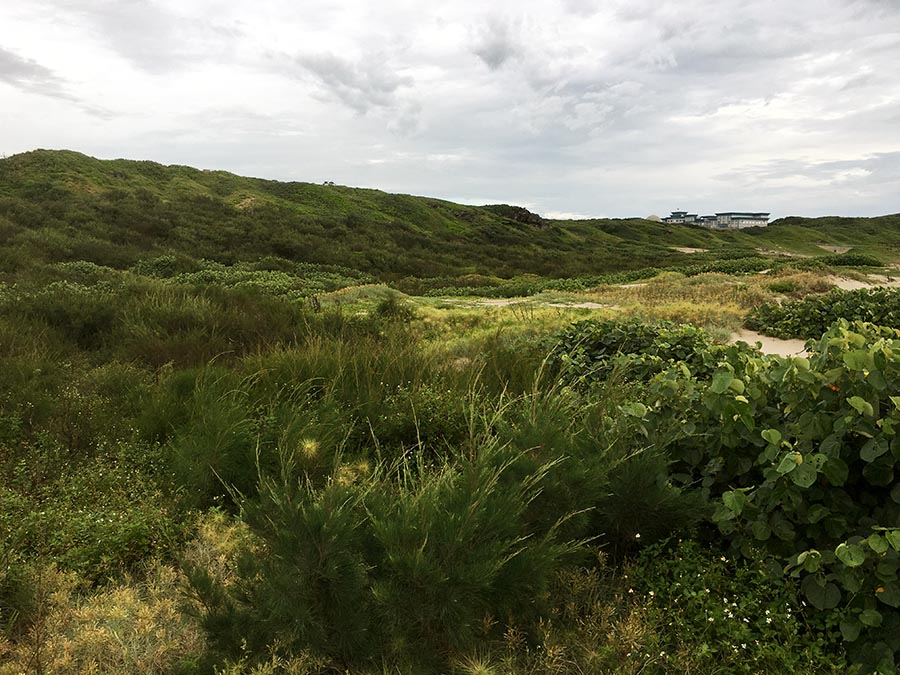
[
  {"x1": 579, "y1": 319, "x2": 900, "y2": 673},
  {"x1": 746, "y1": 287, "x2": 900, "y2": 338}
]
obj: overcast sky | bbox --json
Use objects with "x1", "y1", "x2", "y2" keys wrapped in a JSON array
[{"x1": 2, "y1": 0, "x2": 899, "y2": 219}]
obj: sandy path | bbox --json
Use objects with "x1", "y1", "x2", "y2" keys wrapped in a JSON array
[{"x1": 730, "y1": 329, "x2": 808, "y2": 357}]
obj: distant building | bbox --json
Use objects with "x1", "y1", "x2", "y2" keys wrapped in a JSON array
[
  {"x1": 662, "y1": 210, "x2": 769, "y2": 229},
  {"x1": 663, "y1": 211, "x2": 699, "y2": 224},
  {"x1": 713, "y1": 212, "x2": 770, "y2": 228}
]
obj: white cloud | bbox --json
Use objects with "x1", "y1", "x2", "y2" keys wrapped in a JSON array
[{"x1": 0, "y1": 0, "x2": 899, "y2": 218}]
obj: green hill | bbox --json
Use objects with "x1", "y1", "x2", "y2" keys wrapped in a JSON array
[{"x1": 0, "y1": 149, "x2": 898, "y2": 281}]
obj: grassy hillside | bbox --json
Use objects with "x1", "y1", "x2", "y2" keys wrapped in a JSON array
[{"x1": 2, "y1": 149, "x2": 897, "y2": 282}]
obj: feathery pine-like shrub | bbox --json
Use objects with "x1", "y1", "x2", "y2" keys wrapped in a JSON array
[
  {"x1": 593, "y1": 451, "x2": 707, "y2": 554},
  {"x1": 188, "y1": 440, "x2": 578, "y2": 670}
]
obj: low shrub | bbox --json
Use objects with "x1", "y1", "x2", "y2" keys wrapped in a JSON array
[
  {"x1": 187, "y1": 440, "x2": 578, "y2": 671},
  {"x1": 745, "y1": 287, "x2": 900, "y2": 339}
]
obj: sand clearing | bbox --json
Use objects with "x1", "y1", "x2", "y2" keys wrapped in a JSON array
[
  {"x1": 756, "y1": 248, "x2": 811, "y2": 258},
  {"x1": 475, "y1": 298, "x2": 524, "y2": 307},
  {"x1": 730, "y1": 329, "x2": 808, "y2": 357},
  {"x1": 828, "y1": 274, "x2": 900, "y2": 291},
  {"x1": 473, "y1": 298, "x2": 616, "y2": 310},
  {"x1": 672, "y1": 247, "x2": 708, "y2": 254},
  {"x1": 547, "y1": 301, "x2": 617, "y2": 309}
]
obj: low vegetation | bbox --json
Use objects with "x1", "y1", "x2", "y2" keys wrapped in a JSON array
[
  {"x1": 3, "y1": 150, "x2": 900, "y2": 674},
  {"x1": 746, "y1": 287, "x2": 900, "y2": 339}
]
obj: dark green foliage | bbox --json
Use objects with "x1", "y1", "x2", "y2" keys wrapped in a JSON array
[
  {"x1": 189, "y1": 441, "x2": 576, "y2": 670},
  {"x1": 1, "y1": 440, "x2": 182, "y2": 583},
  {"x1": 598, "y1": 320, "x2": 900, "y2": 671},
  {"x1": 0, "y1": 552, "x2": 38, "y2": 639},
  {"x1": 593, "y1": 452, "x2": 707, "y2": 554},
  {"x1": 552, "y1": 318, "x2": 730, "y2": 386},
  {"x1": 190, "y1": 478, "x2": 376, "y2": 664},
  {"x1": 5, "y1": 148, "x2": 900, "y2": 671},
  {"x1": 746, "y1": 287, "x2": 900, "y2": 339},
  {"x1": 630, "y1": 539, "x2": 849, "y2": 673}
]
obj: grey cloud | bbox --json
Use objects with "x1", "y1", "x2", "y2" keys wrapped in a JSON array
[
  {"x1": 294, "y1": 52, "x2": 413, "y2": 114},
  {"x1": 0, "y1": 46, "x2": 65, "y2": 91},
  {"x1": 0, "y1": 46, "x2": 107, "y2": 115},
  {"x1": 387, "y1": 100, "x2": 423, "y2": 137},
  {"x1": 717, "y1": 153, "x2": 900, "y2": 186},
  {"x1": 472, "y1": 18, "x2": 520, "y2": 70}
]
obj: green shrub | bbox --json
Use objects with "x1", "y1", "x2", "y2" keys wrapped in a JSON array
[
  {"x1": 630, "y1": 539, "x2": 849, "y2": 674},
  {"x1": 745, "y1": 287, "x2": 900, "y2": 339},
  {"x1": 552, "y1": 318, "x2": 734, "y2": 387},
  {"x1": 593, "y1": 451, "x2": 707, "y2": 555},
  {"x1": 605, "y1": 320, "x2": 900, "y2": 672},
  {"x1": 188, "y1": 440, "x2": 578, "y2": 670}
]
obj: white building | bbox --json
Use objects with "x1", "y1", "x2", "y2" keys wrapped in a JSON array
[
  {"x1": 662, "y1": 210, "x2": 769, "y2": 229},
  {"x1": 713, "y1": 212, "x2": 770, "y2": 228}
]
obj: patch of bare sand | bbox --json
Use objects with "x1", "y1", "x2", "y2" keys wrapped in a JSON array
[
  {"x1": 547, "y1": 302, "x2": 619, "y2": 309},
  {"x1": 672, "y1": 247, "x2": 708, "y2": 254},
  {"x1": 757, "y1": 248, "x2": 812, "y2": 258},
  {"x1": 731, "y1": 329, "x2": 808, "y2": 357},
  {"x1": 828, "y1": 275, "x2": 900, "y2": 291},
  {"x1": 473, "y1": 299, "x2": 618, "y2": 310}
]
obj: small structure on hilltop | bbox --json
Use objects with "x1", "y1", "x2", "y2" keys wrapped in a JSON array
[{"x1": 662, "y1": 210, "x2": 769, "y2": 229}]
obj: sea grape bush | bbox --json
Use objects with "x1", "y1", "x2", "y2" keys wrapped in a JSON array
[
  {"x1": 551, "y1": 318, "x2": 748, "y2": 387},
  {"x1": 746, "y1": 287, "x2": 900, "y2": 339},
  {"x1": 711, "y1": 321, "x2": 900, "y2": 673},
  {"x1": 572, "y1": 320, "x2": 900, "y2": 673}
]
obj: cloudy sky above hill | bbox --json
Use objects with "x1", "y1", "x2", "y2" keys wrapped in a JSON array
[{"x1": 1, "y1": 0, "x2": 899, "y2": 218}]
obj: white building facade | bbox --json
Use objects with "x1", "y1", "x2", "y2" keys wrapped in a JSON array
[{"x1": 662, "y1": 211, "x2": 770, "y2": 229}]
